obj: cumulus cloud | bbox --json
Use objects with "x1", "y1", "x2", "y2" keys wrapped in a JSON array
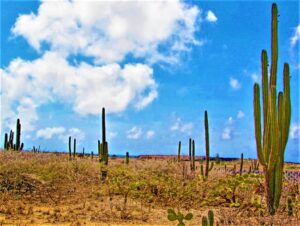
[
  {"x1": 127, "y1": 127, "x2": 143, "y2": 139},
  {"x1": 222, "y1": 127, "x2": 232, "y2": 140},
  {"x1": 35, "y1": 126, "x2": 85, "y2": 142},
  {"x1": 170, "y1": 117, "x2": 194, "y2": 134},
  {"x1": 206, "y1": 10, "x2": 217, "y2": 22},
  {"x1": 1, "y1": 0, "x2": 201, "y2": 132},
  {"x1": 146, "y1": 130, "x2": 155, "y2": 139},
  {"x1": 1, "y1": 52, "x2": 157, "y2": 130},
  {"x1": 36, "y1": 127, "x2": 66, "y2": 139},
  {"x1": 291, "y1": 25, "x2": 300, "y2": 46},
  {"x1": 290, "y1": 123, "x2": 300, "y2": 140},
  {"x1": 12, "y1": 0, "x2": 200, "y2": 64},
  {"x1": 230, "y1": 77, "x2": 241, "y2": 90}
]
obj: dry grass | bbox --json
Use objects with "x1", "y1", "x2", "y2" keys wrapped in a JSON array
[{"x1": 0, "y1": 151, "x2": 299, "y2": 225}]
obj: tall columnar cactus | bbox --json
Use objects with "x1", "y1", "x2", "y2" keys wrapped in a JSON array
[
  {"x1": 125, "y1": 152, "x2": 129, "y2": 164},
  {"x1": 253, "y1": 3, "x2": 291, "y2": 215},
  {"x1": 201, "y1": 111, "x2": 214, "y2": 179},
  {"x1": 15, "y1": 119, "x2": 21, "y2": 150},
  {"x1": 191, "y1": 139, "x2": 196, "y2": 171},
  {"x1": 3, "y1": 119, "x2": 23, "y2": 151},
  {"x1": 73, "y1": 138, "x2": 76, "y2": 159},
  {"x1": 189, "y1": 138, "x2": 192, "y2": 161},
  {"x1": 4, "y1": 133, "x2": 8, "y2": 150},
  {"x1": 100, "y1": 107, "x2": 108, "y2": 165},
  {"x1": 68, "y1": 136, "x2": 72, "y2": 160},
  {"x1": 239, "y1": 153, "x2": 244, "y2": 176},
  {"x1": 177, "y1": 141, "x2": 181, "y2": 162}
]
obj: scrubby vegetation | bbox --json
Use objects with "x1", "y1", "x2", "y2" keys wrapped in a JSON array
[{"x1": 0, "y1": 151, "x2": 299, "y2": 225}]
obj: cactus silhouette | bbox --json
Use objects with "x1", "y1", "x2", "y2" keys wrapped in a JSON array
[
  {"x1": 201, "y1": 111, "x2": 214, "y2": 180},
  {"x1": 3, "y1": 119, "x2": 23, "y2": 151},
  {"x1": 239, "y1": 153, "x2": 244, "y2": 176},
  {"x1": 253, "y1": 3, "x2": 291, "y2": 215},
  {"x1": 178, "y1": 141, "x2": 181, "y2": 162},
  {"x1": 125, "y1": 152, "x2": 129, "y2": 164}
]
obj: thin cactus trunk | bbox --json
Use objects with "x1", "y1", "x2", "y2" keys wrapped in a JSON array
[
  {"x1": 192, "y1": 139, "x2": 195, "y2": 171},
  {"x1": 240, "y1": 153, "x2": 244, "y2": 176},
  {"x1": 73, "y1": 138, "x2": 76, "y2": 159},
  {"x1": 68, "y1": 136, "x2": 72, "y2": 160},
  {"x1": 204, "y1": 110, "x2": 210, "y2": 177},
  {"x1": 4, "y1": 133, "x2": 8, "y2": 150},
  {"x1": 15, "y1": 119, "x2": 21, "y2": 150},
  {"x1": 253, "y1": 3, "x2": 291, "y2": 215},
  {"x1": 125, "y1": 152, "x2": 129, "y2": 164},
  {"x1": 177, "y1": 141, "x2": 181, "y2": 162}
]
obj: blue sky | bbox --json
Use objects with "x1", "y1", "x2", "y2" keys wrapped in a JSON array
[{"x1": 1, "y1": 0, "x2": 299, "y2": 162}]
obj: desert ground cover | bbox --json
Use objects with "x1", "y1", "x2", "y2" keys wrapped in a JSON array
[{"x1": 0, "y1": 151, "x2": 299, "y2": 226}]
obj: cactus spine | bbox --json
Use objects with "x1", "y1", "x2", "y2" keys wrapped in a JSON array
[
  {"x1": 177, "y1": 141, "x2": 181, "y2": 162},
  {"x1": 239, "y1": 153, "x2": 244, "y2": 176},
  {"x1": 201, "y1": 111, "x2": 214, "y2": 179},
  {"x1": 253, "y1": 3, "x2": 291, "y2": 215}
]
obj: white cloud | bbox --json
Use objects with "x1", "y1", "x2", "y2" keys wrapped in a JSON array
[
  {"x1": 12, "y1": 0, "x2": 200, "y2": 64},
  {"x1": 170, "y1": 117, "x2": 194, "y2": 134},
  {"x1": 127, "y1": 126, "x2": 143, "y2": 139},
  {"x1": 2, "y1": 0, "x2": 202, "y2": 132},
  {"x1": 35, "y1": 126, "x2": 85, "y2": 143},
  {"x1": 222, "y1": 127, "x2": 232, "y2": 140},
  {"x1": 237, "y1": 110, "x2": 245, "y2": 119},
  {"x1": 206, "y1": 10, "x2": 217, "y2": 22},
  {"x1": 290, "y1": 123, "x2": 300, "y2": 140},
  {"x1": 146, "y1": 130, "x2": 155, "y2": 139},
  {"x1": 1, "y1": 52, "x2": 157, "y2": 130},
  {"x1": 230, "y1": 77, "x2": 241, "y2": 90},
  {"x1": 36, "y1": 127, "x2": 66, "y2": 139},
  {"x1": 291, "y1": 25, "x2": 300, "y2": 46}
]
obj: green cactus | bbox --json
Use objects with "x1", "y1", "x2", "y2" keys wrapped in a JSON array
[
  {"x1": 73, "y1": 138, "x2": 76, "y2": 159},
  {"x1": 253, "y1": 3, "x2": 291, "y2": 215},
  {"x1": 99, "y1": 108, "x2": 109, "y2": 165},
  {"x1": 178, "y1": 141, "x2": 181, "y2": 162},
  {"x1": 4, "y1": 119, "x2": 23, "y2": 151},
  {"x1": 167, "y1": 208, "x2": 193, "y2": 226},
  {"x1": 68, "y1": 136, "x2": 72, "y2": 160},
  {"x1": 4, "y1": 133, "x2": 8, "y2": 150},
  {"x1": 191, "y1": 139, "x2": 195, "y2": 171},
  {"x1": 189, "y1": 138, "x2": 192, "y2": 161},
  {"x1": 201, "y1": 111, "x2": 214, "y2": 180},
  {"x1": 202, "y1": 210, "x2": 214, "y2": 226},
  {"x1": 15, "y1": 119, "x2": 21, "y2": 150},
  {"x1": 239, "y1": 153, "x2": 244, "y2": 176},
  {"x1": 125, "y1": 152, "x2": 129, "y2": 164}
]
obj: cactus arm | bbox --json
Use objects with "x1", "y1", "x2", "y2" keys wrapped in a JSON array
[
  {"x1": 270, "y1": 3, "x2": 278, "y2": 88},
  {"x1": 282, "y1": 63, "x2": 291, "y2": 148},
  {"x1": 254, "y1": 84, "x2": 265, "y2": 165}
]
